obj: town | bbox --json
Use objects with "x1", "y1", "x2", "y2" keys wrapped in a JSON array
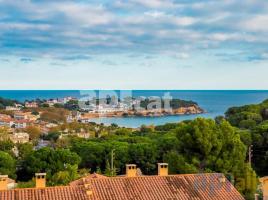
[{"x1": 0, "y1": 96, "x2": 204, "y2": 144}]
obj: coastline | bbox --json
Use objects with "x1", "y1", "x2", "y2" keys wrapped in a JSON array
[{"x1": 79, "y1": 105, "x2": 205, "y2": 119}]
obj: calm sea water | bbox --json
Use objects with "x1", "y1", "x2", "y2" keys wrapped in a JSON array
[{"x1": 1, "y1": 90, "x2": 268, "y2": 128}]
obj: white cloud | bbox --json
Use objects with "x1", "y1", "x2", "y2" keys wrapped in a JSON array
[
  {"x1": 240, "y1": 15, "x2": 268, "y2": 32},
  {"x1": 173, "y1": 17, "x2": 196, "y2": 26},
  {"x1": 177, "y1": 53, "x2": 190, "y2": 59},
  {"x1": 144, "y1": 10, "x2": 166, "y2": 18},
  {"x1": 0, "y1": 22, "x2": 51, "y2": 31},
  {"x1": 57, "y1": 3, "x2": 114, "y2": 26},
  {"x1": 130, "y1": 0, "x2": 175, "y2": 8}
]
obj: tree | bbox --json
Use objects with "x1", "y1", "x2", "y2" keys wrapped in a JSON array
[
  {"x1": 17, "y1": 143, "x2": 33, "y2": 159},
  {"x1": 0, "y1": 140, "x2": 14, "y2": 153},
  {"x1": 0, "y1": 151, "x2": 16, "y2": 179},
  {"x1": 50, "y1": 164, "x2": 79, "y2": 186},
  {"x1": 128, "y1": 142, "x2": 157, "y2": 175},
  {"x1": 20, "y1": 147, "x2": 81, "y2": 182},
  {"x1": 24, "y1": 126, "x2": 41, "y2": 140},
  {"x1": 0, "y1": 127, "x2": 14, "y2": 153},
  {"x1": 31, "y1": 111, "x2": 39, "y2": 116},
  {"x1": 71, "y1": 141, "x2": 106, "y2": 171},
  {"x1": 163, "y1": 151, "x2": 197, "y2": 174},
  {"x1": 234, "y1": 164, "x2": 257, "y2": 200},
  {"x1": 43, "y1": 132, "x2": 60, "y2": 142},
  {"x1": 104, "y1": 159, "x2": 115, "y2": 177},
  {"x1": 40, "y1": 108, "x2": 68, "y2": 123},
  {"x1": 0, "y1": 127, "x2": 9, "y2": 139},
  {"x1": 251, "y1": 121, "x2": 268, "y2": 176},
  {"x1": 174, "y1": 118, "x2": 256, "y2": 199}
]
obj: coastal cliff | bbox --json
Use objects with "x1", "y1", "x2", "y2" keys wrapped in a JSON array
[{"x1": 123, "y1": 104, "x2": 204, "y2": 117}]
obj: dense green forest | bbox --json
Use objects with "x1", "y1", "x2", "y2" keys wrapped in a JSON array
[
  {"x1": 225, "y1": 99, "x2": 268, "y2": 177},
  {"x1": 0, "y1": 118, "x2": 257, "y2": 199},
  {"x1": 139, "y1": 98, "x2": 199, "y2": 109}
]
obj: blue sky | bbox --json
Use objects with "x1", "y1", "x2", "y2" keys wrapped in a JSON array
[{"x1": 0, "y1": 0, "x2": 268, "y2": 89}]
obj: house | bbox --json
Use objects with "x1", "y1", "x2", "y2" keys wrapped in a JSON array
[
  {"x1": 5, "y1": 106, "x2": 20, "y2": 111},
  {"x1": 0, "y1": 118, "x2": 13, "y2": 127},
  {"x1": 0, "y1": 114, "x2": 12, "y2": 120},
  {"x1": 13, "y1": 119, "x2": 28, "y2": 129},
  {"x1": 45, "y1": 99, "x2": 61, "y2": 107},
  {"x1": 9, "y1": 132, "x2": 29, "y2": 144},
  {"x1": 0, "y1": 119, "x2": 28, "y2": 129},
  {"x1": 25, "y1": 101, "x2": 38, "y2": 108},
  {"x1": 76, "y1": 130, "x2": 91, "y2": 139},
  {"x1": 5, "y1": 103, "x2": 23, "y2": 111},
  {"x1": 0, "y1": 163, "x2": 245, "y2": 200},
  {"x1": 14, "y1": 112, "x2": 28, "y2": 120}
]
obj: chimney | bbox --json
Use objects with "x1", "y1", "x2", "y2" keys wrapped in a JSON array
[
  {"x1": 0, "y1": 175, "x2": 8, "y2": 190},
  {"x1": 126, "y1": 164, "x2": 137, "y2": 177},
  {"x1": 158, "y1": 163, "x2": 168, "y2": 176},
  {"x1": 35, "y1": 173, "x2": 46, "y2": 188},
  {"x1": 219, "y1": 175, "x2": 226, "y2": 183},
  {"x1": 84, "y1": 183, "x2": 93, "y2": 196},
  {"x1": 260, "y1": 177, "x2": 268, "y2": 200}
]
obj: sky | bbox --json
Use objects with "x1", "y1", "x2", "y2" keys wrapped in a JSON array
[{"x1": 0, "y1": 0, "x2": 268, "y2": 89}]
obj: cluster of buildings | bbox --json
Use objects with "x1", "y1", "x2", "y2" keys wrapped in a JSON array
[
  {"x1": 5, "y1": 101, "x2": 38, "y2": 111},
  {"x1": 0, "y1": 112, "x2": 38, "y2": 129},
  {"x1": 4, "y1": 96, "x2": 75, "y2": 111},
  {"x1": 81, "y1": 101, "x2": 132, "y2": 114},
  {"x1": 0, "y1": 111, "x2": 58, "y2": 144},
  {"x1": 0, "y1": 96, "x2": 78, "y2": 144},
  {"x1": 0, "y1": 163, "x2": 251, "y2": 200},
  {"x1": 45, "y1": 96, "x2": 75, "y2": 107}
]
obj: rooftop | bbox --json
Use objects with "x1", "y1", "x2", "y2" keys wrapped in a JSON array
[{"x1": 0, "y1": 173, "x2": 245, "y2": 200}]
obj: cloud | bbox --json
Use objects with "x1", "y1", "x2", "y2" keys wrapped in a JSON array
[
  {"x1": 177, "y1": 53, "x2": 190, "y2": 59},
  {"x1": 130, "y1": 0, "x2": 176, "y2": 8},
  {"x1": 240, "y1": 15, "x2": 268, "y2": 32},
  {"x1": 144, "y1": 10, "x2": 166, "y2": 18},
  {"x1": 57, "y1": 3, "x2": 114, "y2": 26},
  {"x1": 0, "y1": 0, "x2": 267, "y2": 64},
  {"x1": 0, "y1": 22, "x2": 51, "y2": 31}
]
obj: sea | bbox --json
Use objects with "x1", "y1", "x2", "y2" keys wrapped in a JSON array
[{"x1": 1, "y1": 90, "x2": 268, "y2": 128}]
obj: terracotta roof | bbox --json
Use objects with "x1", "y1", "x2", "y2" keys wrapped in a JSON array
[
  {"x1": 86, "y1": 173, "x2": 244, "y2": 200},
  {"x1": 0, "y1": 119, "x2": 13, "y2": 123},
  {"x1": 0, "y1": 173, "x2": 244, "y2": 200},
  {"x1": 70, "y1": 173, "x2": 108, "y2": 187},
  {"x1": 0, "y1": 185, "x2": 89, "y2": 200}
]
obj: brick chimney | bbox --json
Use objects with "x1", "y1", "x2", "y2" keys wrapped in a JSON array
[
  {"x1": 0, "y1": 175, "x2": 8, "y2": 190},
  {"x1": 126, "y1": 164, "x2": 137, "y2": 177},
  {"x1": 158, "y1": 163, "x2": 168, "y2": 176},
  {"x1": 84, "y1": 183, "x2": 93, "y2": 196},
  {"x1": 260, "y1": 177, "x2": 268, "y2": 200},
  {"x1": 219, "y1": 175, "x2": 226, "y2": 183},
  {"x1": 35, "y1": 173, "x2": 46, "y2": 188}
]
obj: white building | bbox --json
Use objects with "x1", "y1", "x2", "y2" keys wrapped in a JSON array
[
  {"x1": 9, "y1": 132, "x2": 29, "y2": 144},
  {"x1": 14, "y1": 112, "x2": 28, "y2": 120}
]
